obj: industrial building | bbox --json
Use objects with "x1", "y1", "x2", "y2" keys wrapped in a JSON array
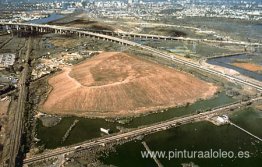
[{"x1": 0, "y1": 53, "x2": 15, "y2": 67}]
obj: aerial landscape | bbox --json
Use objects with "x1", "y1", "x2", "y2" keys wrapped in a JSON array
[{"x1": 0, "y1": 0, "x2": 261, "y2": 167}]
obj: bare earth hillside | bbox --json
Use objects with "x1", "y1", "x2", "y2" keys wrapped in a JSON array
[{"x1": 41, "y1": 52, "x2": 218, "y2": 117}]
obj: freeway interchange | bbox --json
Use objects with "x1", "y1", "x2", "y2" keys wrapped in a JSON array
[
  {"x1": 0, "y1": 22, "x2": 262, "y2": 91},
  {"x1": 0, "y1": 22, "x2": 262, "y2": 166},
  {"x1": 84, "y1": 29, "x2": 262, "y2": 47},
  {"x1": 1, "y1": 22, "x2": 261, "y2": 91}
]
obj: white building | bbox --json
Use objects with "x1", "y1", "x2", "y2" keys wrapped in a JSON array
[
  {"x1": 0, "y1": 53, "x2": 15, "y2": 67},
  {"x1": 100, "y1": 128, "x2": 110, "y2": 134},
  {"x1": 216, "y1": 115, "x2": 229, "y2": 124}
]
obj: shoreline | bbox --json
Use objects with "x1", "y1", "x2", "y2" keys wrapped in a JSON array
[
  {"x1": 39, "y1": 52, "x2": 219, "y2": 118},
  {"x1": 38, "y1": 90, "x2": 220, "y2": 120}
]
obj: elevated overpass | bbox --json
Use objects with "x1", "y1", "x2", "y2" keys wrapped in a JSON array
[
  {"x1": 84, "y1": 29, "x2": 262, "y2": 47},
  {"x1": 0, "y1": 22, "x2": 261, "y2": 166},
  {"x1": 0, "y1": 22, "x2": 261, "y2": 92}
]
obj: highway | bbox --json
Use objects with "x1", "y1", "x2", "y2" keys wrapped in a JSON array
[
  {"x1": 6, "y1": 37, "x2": 31, "y2": 167},
  {"x1": 23, "y1": 97, "x2": 262, "y2": 165},
  {"x1": 39, "y1": 23, "x2": 260, "y2": 91},
  {"x1": 0, "y1": 22, "x2": 262, "y2": 165},
  {"x1": 136, "y1": 44, "x2": 262, "y2": 91},
  {"x1": 28, "y1": 23, "x2": 262, "y2": 91},
  {"x1": 101, "y1": 20, "x2": 262, "y2": 46},
  {"x1": 81, "y1": 29, "x2": 262, "y2": 91},
  {"x1": 84, "y1": 29, "x2": 262, "y2": 47}
]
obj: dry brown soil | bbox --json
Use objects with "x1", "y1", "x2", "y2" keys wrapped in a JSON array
[
  {"x1": 50, "y1": 38, "x2": 81, "y2": 48},
  {"x1": 41, "y1": 52, "x2": 218, "y2": 117},
  {"x1": 0, "y1": 100, "x2": 9, "y2": 115},
  {"x1": 232, "y1": 62, "x2": 262, "y2": 72}
]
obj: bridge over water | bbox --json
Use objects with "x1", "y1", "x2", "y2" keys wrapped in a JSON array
[
  {"x1": 23, "y1": 97, "x2": 262, "y2": 165},
  {"x1": 0, "y1": 22, "x2": 262, "y2": 166}
]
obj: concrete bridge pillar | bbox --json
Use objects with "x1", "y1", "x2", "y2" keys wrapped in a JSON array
[{"x1": 65, "y1": 31, "x2": 70, "y2": 36}]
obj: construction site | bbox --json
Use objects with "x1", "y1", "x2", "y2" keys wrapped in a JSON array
[{"x1": 0, "y1": 12, "x2": 261, "y2": 167}]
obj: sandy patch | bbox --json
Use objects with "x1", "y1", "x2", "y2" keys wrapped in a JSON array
[
  {"x1": 50, "y1": 38, "x2": 80, "y2": 48},
  {"x1": 41, "y1": 52, "x2": 218, "y2": 118},
  {"x1": 232, "y1": 62, "x2": 262, "y2": 72}
]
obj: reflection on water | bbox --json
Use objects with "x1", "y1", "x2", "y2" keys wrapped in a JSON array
[
  {"x1": 37, "y1": 92, "x2": 235, "y2": 149},
  {"x1": 102, "y1": 108, "x2": 262, "y2": 167},
  {"x1": 208, "y1": 54, "x2": 262, "y2": 81}
]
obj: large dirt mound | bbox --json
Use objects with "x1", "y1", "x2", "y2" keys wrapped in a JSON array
[{"x1": 41, "y1": 52, "x2": 218, "y2": 117}]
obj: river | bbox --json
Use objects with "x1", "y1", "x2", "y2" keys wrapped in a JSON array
[
  {"x1": 101, "y1": 107, "x2": 262, "y2": 167},
  {"x1": 207, "y1": 54, "x2": 262, "y2": 81},
  {"x1": 37, "y1": 92, "x2": 235, "y2": 149}
]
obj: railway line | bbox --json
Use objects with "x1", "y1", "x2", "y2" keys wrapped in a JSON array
[
  {"x1": 5, "y1": 38, "x2": 31, "y2": 167},
  {"x1": 0, "y1": 22, "x2": 261, "y2": 166}
]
